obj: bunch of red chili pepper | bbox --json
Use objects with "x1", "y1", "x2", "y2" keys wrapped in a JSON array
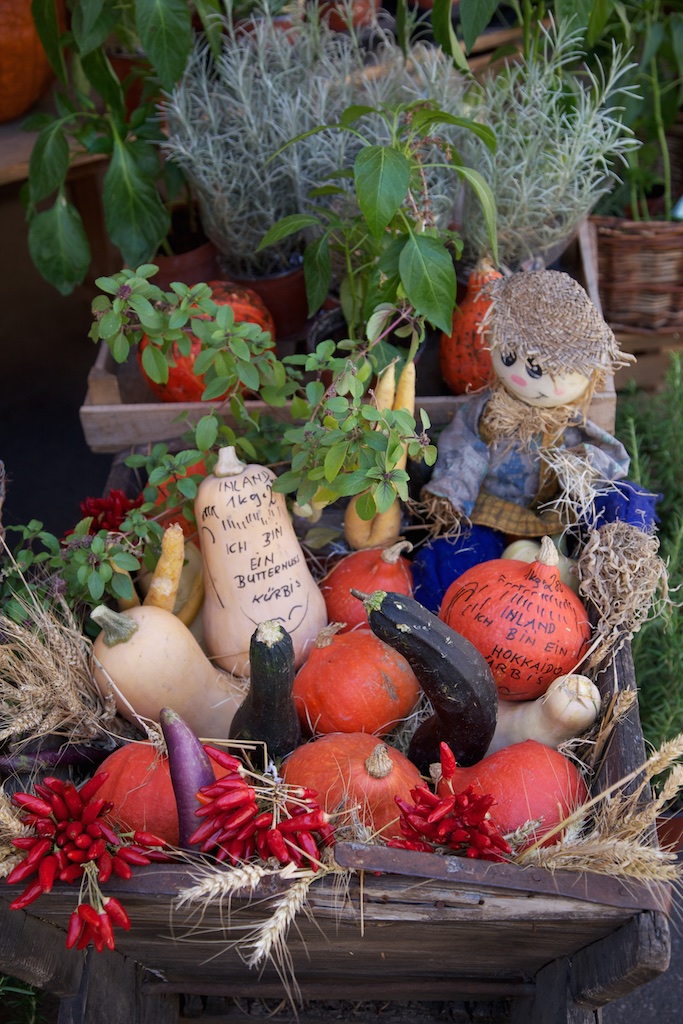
[
  {"x1": 6, "y1": 771, "x2": 171, "y2": 951},
  {"x1": 79, "y1": 489, "x2": 144, "y2": 533},
  {"x1": 189, "y1": 746, "x2": 335, "y2": 872},
  {"x1": 387, "y1": 743, "x2": 512, "y2": 863}
]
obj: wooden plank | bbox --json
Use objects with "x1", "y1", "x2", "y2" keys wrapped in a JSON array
[
  {"x1": 509, "y1": 957, "x2": 599, "y2": 1024},
  {"x1": 0, "y1": 899, "x2": 84, "y2": 998}
]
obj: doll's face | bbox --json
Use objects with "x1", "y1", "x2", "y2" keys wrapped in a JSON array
[{"x1": 491, "y1": 349, "x2": 591, "y2": 408}]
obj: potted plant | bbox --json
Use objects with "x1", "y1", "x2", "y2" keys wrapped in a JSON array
[{"x1": 25, "y1": 0, "x2": 223, "y2": 295}]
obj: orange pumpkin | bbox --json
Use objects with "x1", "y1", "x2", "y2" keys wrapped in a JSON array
[
  {"x1": 292, "y1": 625, "x2": 421, "y2": 736},
  {"x1": 439, "y1": 537, "x2": 591, "y2": 701},
  {"x1": 439, "y1": 258, "x2": 502, "y2": 395},
  {"x1": 0, "y1": 1, "x2": 64, "y2": 124},
  {"x1": 281, "y1": 732, "x2": 423, "y2": 839},
  {"x1": 319, "y1": 541, "x2": 413, "y2": 632},
  {"x1": 96, "y1": 742, "x2": 226, "y2": 846},
  {"x1": 138, "y1": 281, "x2": 276, "y2": 402}
]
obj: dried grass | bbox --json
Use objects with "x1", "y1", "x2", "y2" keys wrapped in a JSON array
[{"x1": 0, "y1": 592, "x2": 119, "y2": 748}]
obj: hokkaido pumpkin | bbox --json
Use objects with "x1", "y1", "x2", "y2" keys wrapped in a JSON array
[
  {"x1": 440, "y1": 536, "x2": 591, "y2": 701},
  {"x1": 96, "y1": 741, "x2": 227, "y2": 847},
  {"x1": 439, "y1": 258, "x2": 502, "y2": 395},
  {"x1": 319, "y1": 541, "x2": 413, "y2": 631},
  {"x1": 0, "y1": 2, "x2": 64, "y2": 124},
  {"x1": 292, "y1": 625, "x2": 421, "y2": 736},
  {"x1": 281, "y1": 732, "x2": 423, "y2": 839},
  {"x1": 138, "y1": 281, "x2": 276, "y2": 403},
  {"x1": 437, "y1": 739, "x2": 588, "y2": 848}
]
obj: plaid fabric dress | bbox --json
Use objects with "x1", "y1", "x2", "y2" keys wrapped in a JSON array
[{"x1": 424, "y1": 390, "x2": 630, "y2": 538}]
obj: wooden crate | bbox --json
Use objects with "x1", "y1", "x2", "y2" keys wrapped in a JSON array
[{"x1": 0, "y1": 639, "x2": 672, "y2": 1023}]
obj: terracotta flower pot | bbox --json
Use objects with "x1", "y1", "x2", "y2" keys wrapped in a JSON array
[{"x1": 222, "y1": 265, "x2": 309, "y2": 340}]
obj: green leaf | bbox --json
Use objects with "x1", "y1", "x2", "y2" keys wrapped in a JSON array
[
  {"x1": 236, "y1": 360, "x2": 259, "y2": 391},
  {"x1": 195, "y1": 414, "x2": 219, "y2": 451},
  {"x1": 271, "y1": 469, "x2": 301, "y2": 494},
  {"x1": 229, "y1": 336, "x2": 251, "y2": 361},
  {"x1": 455, "y1": 166, "x2": 498, "y2": 264},
  {"x1": 303, "y1": 235, "x2": 332, "y2": 316},
  {"x1": 555, "y1": 0, "x2": 597, "y2": 35},
  {"x1": 354, "y1": 146, "x2": 411, "y2": 240},
  {"x1": 28, "y1": 196, "x2": 90, "y2": 295},
  {"x1": 111, "y1": 551, "x2": 140, "y2": 572},
  {"x1": 258, "y1": 213, "x2": 321, "y2": 251},
  {"x1": 71, "y1": 1, "x2": 120, "y2": 55},
  {"x1": 374, "y1": 479, "x2": 397, "y2": 514},
  {"x1": 458, "y1": 0, "x2": 498, "y2": 53},
  {"x1": 331, "y1": 469, "x2": 370, "y2": 496},
  {"x1": 87, "y1": 570, "x2": 106, "y2": 601},
  {"x1": 340, "y1": 104, "x2": 376, "y2": 126},
  {"x1": 586, "y1": 0, "x2": 612, "y2": 47},
  {"x1": 135, "y1": 0, "x2": 192, "y2": 91},
  {"x1": 399, "y1": 234, "x2": 456, "y2": 334},
  {"x1": 412, "y1": 110, "x2": 496, "y2": 153},
  {"x1": 31, "y1": 0, "x2": 66, "y2": 82},
  {"x1": 98, "y1": 310, "x2": 122, "y2": 339},
  {"x1": 432, "y1": 0, "x2": 469, "y2": 70},
  {"x1": 28, "y1": 122, "x2": 70, "y2": 204},
  {"x1": 110, "y1": 570, "x2": 134, "y2": 602},
  {"x1": 194, "y1": 0, "x2": 223, "y2": 60},
  {"x1": 80, "y1": 48, "x2": 126, "y2": 113},
  {"x1": 103, "y1": 137, "x2": 170, "y2": 267},
  {"x1": 355, "y1": 491, "x2": 377, "y2": 520},
  {"x1": 141, "y1": 342, "x2": 169, "y2": 384},
  {"x1": 324, "y1": 442, "x2": 350, "y2": 482}
]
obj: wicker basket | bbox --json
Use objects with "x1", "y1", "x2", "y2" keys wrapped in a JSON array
[{"x1": 590, "y1": 215, "x2": 683, "y2": 331}]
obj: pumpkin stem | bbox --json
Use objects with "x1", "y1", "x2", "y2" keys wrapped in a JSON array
[
  {"x1": 90, "y1": 606, "x2": 139, "y2": 647},
  {"x1": 538, "y1": 535, "x2": 560, "y2": 568},
  {"x1": 213, "y1": 446, "x2": 246, "y2": 478},
  {"x1": 255, "y1": 620, "x2": 285, "y2": 648},
  {"x1": 364, "y1": 743, "x2": 394, "y2": 779},
  {"x1": 381, "y1": 540, "x2": 413, "y2": 564},
  {"x1": 314, "y1": 622, "x2": 346, "y2": 648}
]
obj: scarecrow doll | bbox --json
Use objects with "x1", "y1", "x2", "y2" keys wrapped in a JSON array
[{"x1": 412, "y1": 269, "x2": 649, "y2": 611}]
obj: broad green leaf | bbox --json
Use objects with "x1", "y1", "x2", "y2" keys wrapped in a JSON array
[
  {"x1": 236, "y1": 359, "x2": 259, "y2": 391},
  {"x1": 671, "y1": 14, "x2": 683, "y2": 82},
  {"x1": 324, "y1": 442, "x2": 350, "y2": 482},
  {"x1": 103, "y1": 138, "x2": 170, "y2": 267},
  {"x1": 399, "y1": 234, "x2": 456, "y2": 334},
  {"x1": 193, "y1": 0, "x2": 223, "y2": 60},
  {"x1": 29, "y1": 122, "x2": 70, "y2": 203},
  {"x1": 303, "y1": 235, "x2": 332, "y2": 316},
  {"x1": 195, "y1": 414, "x2": 219, "y2": 451},
  {"x1": 340, "y1": 105, "x2": 376, "y2": 126},
  {"x1": 455, "y1": 166, "x2": 498, "y2": 264},
  {"x1": 374, "y1": 479, "x2": 397, "y2": 515},
  {"x1": 586, "y1": 0, "x2": 611, "y2": 47},
  {"x1": 98, "y1": 310, "x2": 122, "y2": 339},
  {"x1": 258, "y1": 213, "x2": 321, "y2": 251},
  {"x1": 555, "y1": 0, "x2": 594, "y2": 33},
  {"x1": 110, "y1": 570, "x2": 134, "y2": 602},
  {"x1": 28, "y1": 196, "x2": 90, "y2": 295},
  {"x1": 31, "y1": 0, "x2": 66, "y2": 82},
  {"x1": 80, "y1": 48, "x2": 126, "y2": 113},
  {"x1": 411, "y1": 110, "x2": 496, "y2": 153},
  {"x1": 229, "y1": 336, "x2": 251, "y2": 361},
  {"x1": 177, "y1": 477, "x2": 198, "y2": 498},
  {"x1": 71, "y1": 1, "x2": 120, "y2": 55},
  {"x1": 271, "y1": 470, "x2": 301, "y2": 494},
  {"x1": 431, "y1": 0, "x2": 469, "y2": 70},
  {"x1": 355, "y1": 491, "x2": 377, "y2": 520},
  {"x1": 333, "y1": 469, "x2": 375, "y2": 497},
  {"x1": 111, "y1": 551, "x2": 140, "y2": 572},
  {"x1": 87, "y1": 570, "x2": 105, "y2": 601},
  {"x1": 354, "y1": 147, "x2": 411, "y2": 240},
  {"x1": 135, "y1": 0, "x2": 192, "y2": 91},
  {"x1": 140, "y1": 341, "x2": 170, "y2": 384},
  {"x1": 459, "y1": 0, "x2": 499, "y2": 53}
]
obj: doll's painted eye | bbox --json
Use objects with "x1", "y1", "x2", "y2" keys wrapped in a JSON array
[
  {"x1": 501, "y1": 351, "x2": 517, "y2": 367},
  {"x1": 525, "y1": 359, "x2": 543, "y2": 379}
]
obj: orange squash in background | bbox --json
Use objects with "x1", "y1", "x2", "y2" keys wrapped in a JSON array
[
  {"x1": 439, "y1": 258, "x2": 502, "y2": 395},
  {"x1": 0, "y1": 1, "x2": 64, "y2": 123}
]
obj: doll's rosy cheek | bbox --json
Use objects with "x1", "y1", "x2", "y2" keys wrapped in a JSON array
[{"x1": 510, "y1": 374, "x2": 527, "y2": 388}]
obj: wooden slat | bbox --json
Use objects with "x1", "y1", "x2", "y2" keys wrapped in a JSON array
[{"x1": 0, "y1": 898, "x2": 84, "y2": 998}]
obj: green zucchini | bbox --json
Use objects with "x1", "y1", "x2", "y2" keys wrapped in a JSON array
[
  {"x1": 352, "y1": 589, "x2": 498, "y2": 773},
  {"x1": 229, "y1": 620, "x2": 301, "y2": 761}
]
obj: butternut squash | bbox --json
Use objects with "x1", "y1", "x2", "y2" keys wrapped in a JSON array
[
  {"x1": 90, "y1": 604, "x2": 244, "y2": 739},
  {"x1": 194, "y1": 446, "x2": 328, "y2": 676}
]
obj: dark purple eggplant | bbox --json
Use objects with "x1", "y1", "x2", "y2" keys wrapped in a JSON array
[{"x1": 159, "y1": 707, "x2": 216, "y2": 849}]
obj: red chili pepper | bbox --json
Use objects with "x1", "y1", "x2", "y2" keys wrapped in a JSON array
[
  {"x1": 317, "y1": 822, "x2": 336, "y2": 847},
  {"x1": 11, "y1": 837, "x2": 40, "y2": 851},
  {"x1": 78, "y1": 903, "x2": 101, "y2": 927},
  {"x1": 81, "y1": 799, "x2": 106, "y2": 827},
  {"x1": 97, "y1": 851, "x2": 113, "y2": 884},
  {"x1": 439, "y1": 742, "x2": 457, "y2": 781},
  {"x1": 34, "y1": 819, "x2": 57, "y2": 838},
  {"x1": 226, "y1": 838, "x2": 245, "y2": 864},
  {"x1": 96, "y1": 821, "x2": 120, "y2": 846},
  {"x1": 6, "y1": 859, "x2": 39, "y2": 886},
  {"x1": 203, "y1": 746, "x2": 242, "y2": 771},
  {"x1": 67, "y1": 849, "x2": 89, "y2": 864},
  {"x1": 253, "y1": 811, "x2": 273, "y2": 830},
  {"x1": 196, "y1": 786, "x2": 253, "y2": 817},
  {"x1": 38, "y1": 855, "x2": 58, "y2": 894},
  {"x1": 65, "y1": 821, "x2": 84, "y2": 841},
  {"x1": 295, "y1": 831, "x2": 321, "y2": 871},
  {"x1": 59, "y1": 864, "x2": 85, "y2": 884},
  {"x1": 9, "y1": 879, "x2": 44, "y2": 911},
  {"x1": 12, "y1": 793, "x2": 54, "y2": 818},
  {"x1": 426, "y1": 795, "x2": 456, "y2": 825},
  {"x1": 78, "y1": 772, "x2": 109, "y2": 805},
  {"x1": 74, "y1": 834, "x2": 92, "y2": 851},
  {"x1": 86, "y1": 839, "x2": 106, "y2": 861},
  {"x1": 277, "y1": 810, "x2": 328, "y2": 834},
  {"x1": 49, "y1": 793, "x2": 71, "y2": 822},
  {"x1": 98, "y1": 912, "x2": 116, "y2": 951},
  {"x1": 410, "y1": 785, "x2": 441, "y2": 808},
  {"x1": 34, "y1": 783, "x2": 56, "y2": 802},
  {"x1": 43, "y1": 777, "x2": 66, "y2": 795},
  {"x1": 266, "y1": 828, "x2": 290, "y2": 863},
  {"x1": 26, "y1": 838, "x2": 52, "y2": 866},
  {"x1": 55, "y1": 850, "x2": 69, "y2": 872},
  {"x1": 219, "y1": 803, "x2": 258, "y2": 832},
  {"x1": 188, "y1": 815, "x2": 229, "y2": 847},
  {"x1": 256, "y1": 829, "x2": 270, "y2": 860},
  {"x1": 62, "y1": 785, "x2": 84, "y2": 820},
  {"x1": 104, "y1": 897, "x2": 130, "y2": 931},
  {"x1": 133, "y1": 830, "x2": 167, "y2": 848},
  {"x1": 76, "y1": 923, "x2": 94, "y2": 951},
  {"x1": 66, "y1": 909, "x2": 85, "y2": 949}
]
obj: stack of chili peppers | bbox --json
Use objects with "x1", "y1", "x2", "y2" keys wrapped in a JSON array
[
  {"x1": 190, "y1": 745, "x2": 335, "y2": 872},
  {"x1": 387, "y1": 743, "x2": 512, "y2": 862},
  {"x1": 6, "y1": 771, "x2": 170, "y2": 951}
]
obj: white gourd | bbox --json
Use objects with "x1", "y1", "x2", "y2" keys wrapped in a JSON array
[
  {"x1": 502, "y1": 537, "x2": 581, "y2": 594},
  {"x1": 195, "y1": 446, "x2": 328, "y2": 676},
  {"x1": 486, "y1": 673, "x2": 601, "y2": 755}
]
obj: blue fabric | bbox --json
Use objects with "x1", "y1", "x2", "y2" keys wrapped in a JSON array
[
  {"x1": 412, "y1": 526, "x2": 506, "y2": 614},
  {"x1": 582, "y1": 480, "x2": 661, "y2": 535}
]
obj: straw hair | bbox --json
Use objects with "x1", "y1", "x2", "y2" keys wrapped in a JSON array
[{"x1": 485, "y1": 269, "x2": 634, "y2": 379}]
